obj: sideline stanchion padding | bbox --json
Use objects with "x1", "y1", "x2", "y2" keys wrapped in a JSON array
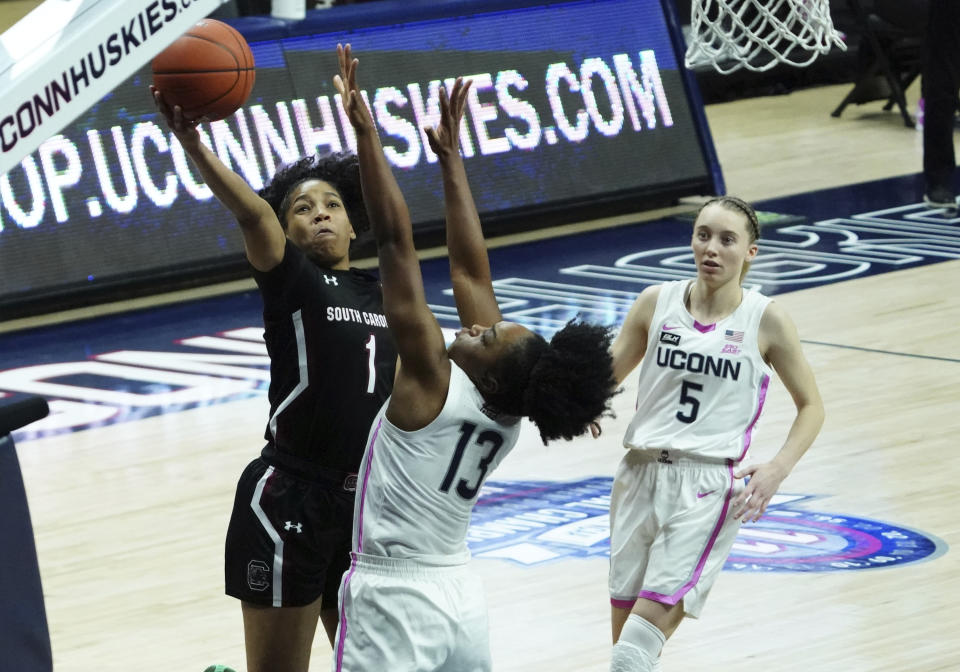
[{"x1": 0, "y1": 395, "x2": 52, "y2": 672}]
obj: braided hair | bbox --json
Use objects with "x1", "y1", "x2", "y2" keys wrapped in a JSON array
[
  {"x1": 695, "y1": 195, "x2": 760, "y2": 282},
  {"x1": 695, "y1": 195, "x2": 761, "y2": 242}
]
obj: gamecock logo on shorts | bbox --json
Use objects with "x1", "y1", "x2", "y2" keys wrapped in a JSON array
[{"x1": 247, "y1": 559, "x2": 270, "y2": 591}]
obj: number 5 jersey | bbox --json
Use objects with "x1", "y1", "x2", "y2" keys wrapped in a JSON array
[{"x1": 623, "y1": 280, "x2": 772, "y2": 462}]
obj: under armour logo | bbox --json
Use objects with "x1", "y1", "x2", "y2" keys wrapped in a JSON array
[
  {"x1": 323, "y1": 275, "x2": 338, "y2": 286},
  {"x1": 284, "y1": 521, "x2": 303, "y2": 533}
]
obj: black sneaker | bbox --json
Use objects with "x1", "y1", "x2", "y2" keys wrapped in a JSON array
[{"x1": 924, "y1": 187, "x2": 958, "y2": 209}]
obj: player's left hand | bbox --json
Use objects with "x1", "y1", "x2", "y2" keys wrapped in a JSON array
[
  {"x1": 425, "y1": 77, "x2": 472, "y2": 160},
  {"x1": 731, "y1": 461, "x2": 787, "y2": 523},
  {"x1": 333, "y1": 43, "x2": 374, "y2": 134}
]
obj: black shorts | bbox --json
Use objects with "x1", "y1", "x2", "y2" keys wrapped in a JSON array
[{"x1": 224, "y1": 457, "x2": 356, "y2": 609}]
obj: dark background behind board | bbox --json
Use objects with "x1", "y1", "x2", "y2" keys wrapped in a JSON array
[{"x1": 0, "y1": 0, "x2": 720, "y2": 318}]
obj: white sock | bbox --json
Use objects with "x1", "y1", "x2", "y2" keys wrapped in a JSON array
[{"x1": 610, "y1": 615, "x2": 666, "y2": 672}]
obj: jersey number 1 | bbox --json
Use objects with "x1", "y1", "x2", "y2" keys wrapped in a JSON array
[
  {"x1": 439, "y1": 421, "x2": 504, "y2": 500},
  {"x1": 364, "y1": 334, "x2": 376, "y2": 394}
]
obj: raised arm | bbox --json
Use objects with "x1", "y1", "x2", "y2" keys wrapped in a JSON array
[
  {"x1": 333, "y1": 45, "x2": 448, "y2": 403},
  {"x1": 732, "y1": 301, "x2": 825, "y2": 521},
  {"x1": 424, "y1": 78, "x2": 501, "y2": 328},
  {"x1": 151, "y1": 87, "x2": 285, "y2": 272}
]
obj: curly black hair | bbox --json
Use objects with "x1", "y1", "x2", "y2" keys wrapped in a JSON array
[
  {"x1": 257, "y1": 151, "x2": 369, "y2": 238},
  {"x1": 483, "y1": 320, "x2": 617, "y2": 443}
]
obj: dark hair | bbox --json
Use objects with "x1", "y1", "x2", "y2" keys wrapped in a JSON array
[
  {"x1": 484, "y1": 320, "x2": 617, "y2": 443},
  {"x1": 696, "y1": 195, "x2": 760, "y2": 242},
  {"x1": 258, "y1": 151, "x2": 369, "y2": 238}
]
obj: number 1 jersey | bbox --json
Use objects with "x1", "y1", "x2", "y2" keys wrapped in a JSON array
[
  {"x1": 252, "y1": 240, "x2": 397, "y2": 474},
  {"x1": 623, "y1": 280, "x2": 772, "y2": 462}
]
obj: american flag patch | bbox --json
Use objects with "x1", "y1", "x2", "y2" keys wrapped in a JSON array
[{"x1": 724, "y1": 329, "x2": 744, "y2": 343}]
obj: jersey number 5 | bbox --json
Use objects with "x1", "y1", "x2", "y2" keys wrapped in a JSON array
[
  {"x1": 439, "y1": 421, "x2": 504, "y2": 500},
  {"x1": 676, "y1": 380, "x2": 703, "y2": 424}
]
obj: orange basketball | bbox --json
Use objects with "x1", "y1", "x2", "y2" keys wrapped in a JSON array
[{"x1": 151, "y1": 19, "x2": 255, "y2": 122}]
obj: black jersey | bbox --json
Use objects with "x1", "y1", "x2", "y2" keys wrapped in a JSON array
[{"x1": 252, "y1": 239, "x2": 397, "y2": 473}]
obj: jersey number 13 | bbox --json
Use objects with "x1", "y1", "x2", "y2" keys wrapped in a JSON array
[{"x1": 439, "y1": 421, "x2": 504, "y2": 500}]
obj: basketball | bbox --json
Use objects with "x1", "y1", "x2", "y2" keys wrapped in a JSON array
[{"x1": 151, "y1": 19, "x2": 255, "y2": 122}]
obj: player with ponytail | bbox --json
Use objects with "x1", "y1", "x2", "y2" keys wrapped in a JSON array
[{"x1": 331, "y1": 44, "x2": 617, "y2": 671}]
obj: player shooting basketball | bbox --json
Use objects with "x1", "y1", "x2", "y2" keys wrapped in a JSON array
[{"x1": 150, "y1": 84, "x2": 398, "y2": 672}]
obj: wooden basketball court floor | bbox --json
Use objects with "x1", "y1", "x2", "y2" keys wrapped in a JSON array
[{"x1": 2, "y1": 18, "x2": 958, "y2": 669}]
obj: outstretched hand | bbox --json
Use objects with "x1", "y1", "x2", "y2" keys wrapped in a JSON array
[
  {"x1": 333, "y1": 43, "x2": 375, "y2": 134},
  {"x1": 425, "y1": 77, "x2": 472, "y2": 161},
  {"x1": 150, "y1": 85, "x2": 201, "y2": 149},
  {"x1": 731, "y1": 461, "x2": 787, "y2": 523}
]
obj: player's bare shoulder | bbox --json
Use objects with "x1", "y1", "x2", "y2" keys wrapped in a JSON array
[
  {"x1": 628, "y1": 284, "x2": 663, "y2": 330},
  {"x1": 758, "y1": 299, "x2": 801, "y2": 362},
  {"x1": 611, "y1": 284, "x2": 663, "y2": 384}
]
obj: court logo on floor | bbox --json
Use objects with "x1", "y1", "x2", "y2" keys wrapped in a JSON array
[{"x1": 470, "y1": 478, "x2": 947, "y2": 571}]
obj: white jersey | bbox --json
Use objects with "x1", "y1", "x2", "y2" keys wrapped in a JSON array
[
  {"x1": 352, "y1": 362, "x2": 522, "y2": 563},
  {"x1": 623, "y1": 280, "x2": 773, "y2": 461}
]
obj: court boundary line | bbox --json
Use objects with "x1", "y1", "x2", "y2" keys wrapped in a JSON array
[{"x1": 802, "y1": 339, "x2": 960, "y2": 364}]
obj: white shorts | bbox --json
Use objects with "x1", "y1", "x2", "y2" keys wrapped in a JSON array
[
  {"x1": 333, "y1": 552, "x2": 490, "y2": 672},
  {"x1": 608, "y1": 449, "x2": 743, "y2": 618}
]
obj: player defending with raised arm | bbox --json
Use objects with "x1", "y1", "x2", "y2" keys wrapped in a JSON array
[
  {"x1": 603, "y1": 196, "x2": 825, "y2": 671},
  {"x1": 331, "y1": 44, "x2": 617, "y2": 671},
  {"x1": 150, "y1": 87, "x2": 397, "y2": 672}
]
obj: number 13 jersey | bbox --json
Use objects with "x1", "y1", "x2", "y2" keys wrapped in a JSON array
[
  {"x1": 624, "y1": 280, "x2": 773, "y2": 462},
  {"x1": 352, "y1": 362, "x2": 522, "y2": 562}
]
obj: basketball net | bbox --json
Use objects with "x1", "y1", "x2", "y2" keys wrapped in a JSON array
[{"x1": 685, "y1": 0, "x2": 846, "y2": 74}]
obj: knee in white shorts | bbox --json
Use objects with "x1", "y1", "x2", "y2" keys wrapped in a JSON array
[{"x1": 610, "y1": 615, "x2": 665, "y2": 672}]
